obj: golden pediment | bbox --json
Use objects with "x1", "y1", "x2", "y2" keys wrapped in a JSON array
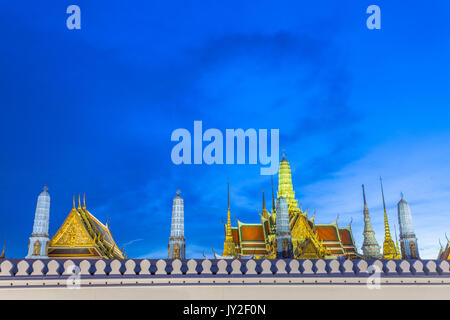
[{"x1": 50, "y1": 210, "x2": 94, "y2": 247}]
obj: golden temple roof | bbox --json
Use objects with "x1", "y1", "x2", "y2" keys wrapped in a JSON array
[{"x1": 48, "y1": 194, "x2": 124, "y2": 259}]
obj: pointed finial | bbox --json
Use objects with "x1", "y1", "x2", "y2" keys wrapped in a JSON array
[
  {"x1": 439, "y1": 238, "x2": 443, "y2": 249},
  {"x1": 335, "y1": 213, "x2": 339, "y2": 224},
  {"x1": 83, "y1": 193, "x2": 86, "y2": 209},
  {"x1": 43, "y1": 185, "x2": 48, "y2": 192},
  {"x1": 282, "y1": 148, "x2": 286, "y2": 159},
  {"x1": 227, "y1": 177, "x2": 230, "y2": 210},
  {"x1": 0, "y1": 239, "x2": 5, "y2": 259},
  {"x1": 73, "y1": 194, "x2": 76, "y2": 210},
  {"x1": 362, "y1": 184, "x2": 367, "y2": 206},
  {"x1": 348, "y1": 217, "x2": 353, "y2": 228},
  {"x1": 380, "y1": 177, "x2": 387, "y2": 213},
  {"x1": 446, "y1": 233, "x2": 449, "y2": 242},
  {"x1": 262, "y1": 190, "x2": 266, "y2": 210},
  {"x1": 271, "y1": 175, "x2": 275, "y2": 213},
  {"x1": 176, "y1": 189, "x2": 181, "y2": 196},
  {"x1": 78, "y1": 193, "x2": 81, "y2": 210}
]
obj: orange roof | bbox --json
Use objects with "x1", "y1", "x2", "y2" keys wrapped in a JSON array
[
  {"x1": 339, "y1": 229, "x2": 353, "y2": 245},
  {"x1": 231, "y1": 228, "x2": 240, "y2": 245},
  {"x1": 316, "y1": 226, "x2": 339, "y2": 241},
  {"x1": 240, "y1": 225, "x2": 265, "y2": 241}
]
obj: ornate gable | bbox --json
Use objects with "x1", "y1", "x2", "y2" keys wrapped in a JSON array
[{"x1": 50, "y1": 209, "x2": 94, "y2": 247}]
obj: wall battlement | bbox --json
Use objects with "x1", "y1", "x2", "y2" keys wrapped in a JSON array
[{"x1": 1, "y1": 259, "x2": 449, "y2": 299}]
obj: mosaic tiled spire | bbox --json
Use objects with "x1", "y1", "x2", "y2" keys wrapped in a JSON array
[
  {"x1": 397, "y1": 193, "x2": 420, "y2": 259},
  {"x1": 277, "y1": 152, "x2": 299, "y2": 213},
  {"x1": 26, "y1": 185, "x2": 51, "y2": 259},
  {"x1": 361, "y1": 184, "x2": 381, "y2": 259},
  {"x1": 168, "y1": 189, "x2": 185, "y2": 259}
]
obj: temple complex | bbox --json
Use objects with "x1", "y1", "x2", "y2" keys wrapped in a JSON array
[{"x1": 221, "y1": 154, "x2": 360, "y2": 259}]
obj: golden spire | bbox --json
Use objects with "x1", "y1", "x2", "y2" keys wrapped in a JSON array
[
  {"x1": 83, "y1": 193, "x2": 86, "y2": 210},
  {"x1": 277, "y1": 153, "x2": 299, "y2": 212},
  {"x1": 226, "y1": 178, "x2": 232, "y2": 239},
  {"x1": 72, "y1": 194, "x2": 76, "y2": 211},
  {"x1": 380, "y1": 177, "x2": 391, "y2": 240},
  {"x1": 222, "y1": 178, "x2": 235, "y2": 257},
  {"x1": 380, "y1": 177, "x2": 397, "y2": 259},
  {"x1": 262, "y1": 190, "x2": 269, "y2": 219},
  {"x1": 271, "y1": 175, "x2": 276, "y2": 214},
  {"x1": 0, "y1": 240, "x2": 5, "y2": 259},
  {"x1": 78, "y1": 193, "x2": 81, "y2": 210}
]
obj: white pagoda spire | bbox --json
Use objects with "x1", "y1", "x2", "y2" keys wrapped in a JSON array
[
  {"x1": 168, "y1": 189, "x2": 186, "y2": 259},
  {"x1": 26, "y1": 185, "x2": 51, "y2": 259},
  {"x1": 397, "y1": 193, "x2": 420, "y2": 259}
]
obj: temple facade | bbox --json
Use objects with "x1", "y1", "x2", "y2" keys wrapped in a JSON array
[
  {"x1": 26, "y1": 186, "x2": 51, "y2": 259},
  {"x1": 168, "y1": 190, "x2": 186, "y2": 259},
  {"x1": 221, "y1": 155, "x2": 360, "y2": 259}
]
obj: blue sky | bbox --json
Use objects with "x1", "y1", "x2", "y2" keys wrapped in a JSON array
[{"x1": 1, "y1": 1, "x2": 449, "y2": 259}]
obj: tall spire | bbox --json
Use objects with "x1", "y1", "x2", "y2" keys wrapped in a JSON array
[
  {"x1": 380, "y1": 177, "x2": 398, "y2": 259},
  {"x1": 271, "y1": 175, "x2": 275, "y2": 213},
  {"x1": 380, "y1": 177, "x2": 391, "y2": 240},
  {"x1": 262, "y1": 189, "x2": 270, "y2": 219},
  {"x1": 226, "y1": 178, "x2": 232, "y2": 239},
  {"x1": 168, "y1": 189, "x2": 186, "y2": 259},
  {"x1": 73, "y1": 194, "x2": 76, "y2": 210},
  {"x1": 83, "y1": 193, "x2": 86, "y2": 210},
  {"x1": 362, "y1": 184, "x2": 368, "y2": 208},
  {"x1": 277, "y1": 154, "x2": 299, "y2": 212},
  {"x1": 227, "y1": 177, "x2": 230, "y2": 210},
  {"x1": 78, "y1": 193, "x2": 82, "y2": 210},
  {"x1": 398, "y1": 193, "x2": 420, "y2": 259},
  {"x1": 361, "y1": 184, "x2": 381, "y2": 259},
  {"x1": 223, "y1": 178, "x2": 235, "y2": 257},
  {"x1": 26, "y1": 186, "x2": 51, "y2": 259}
]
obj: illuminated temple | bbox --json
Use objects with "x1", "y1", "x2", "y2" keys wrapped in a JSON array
[
  {"x1": 27, "y1": 189, "x2": 125, "y2": 259},
  {"x1": 222, "y1": 155, "x2": 360, "y2": 259}
]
